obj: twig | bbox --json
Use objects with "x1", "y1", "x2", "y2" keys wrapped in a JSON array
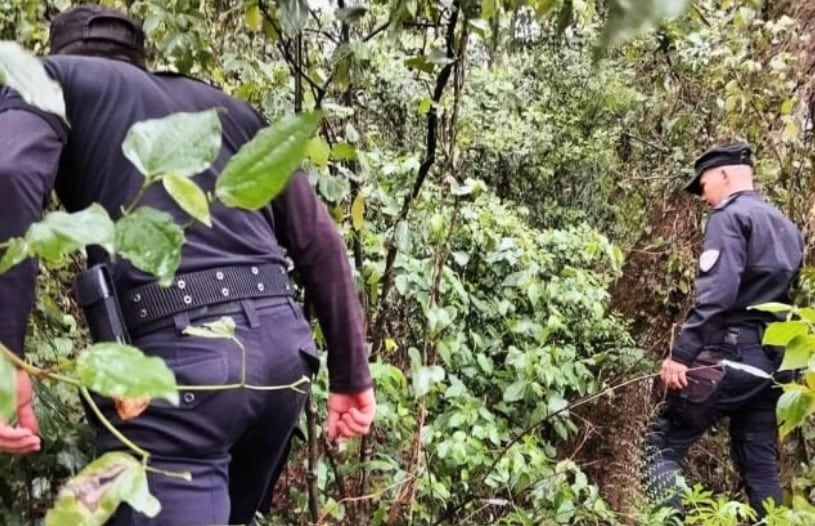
[{"x1": 371, "y1": 0, "x2": 462, "y2": 356}]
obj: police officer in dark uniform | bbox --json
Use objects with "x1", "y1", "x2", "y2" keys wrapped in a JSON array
[
  {"x1": 0, "y1": 6, "x2": 375, "y2": 525},
  {"x1": 644, "y1": 142, "x2": 804, "y2": 518}
]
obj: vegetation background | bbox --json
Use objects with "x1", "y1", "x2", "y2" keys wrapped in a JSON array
[{"x1": 2, "y1": 0, "x2": 815, "y2": 524}]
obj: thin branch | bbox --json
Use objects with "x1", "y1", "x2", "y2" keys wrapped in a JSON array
[
  {"x1": 371, "y1": 1, "x2": 462, "y2": 356},
  {"x1": 257, "y1": 0, "x2": 326, "y2": 101}
]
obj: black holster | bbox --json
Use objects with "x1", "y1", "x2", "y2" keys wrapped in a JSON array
[
  {"x1": 679, "y1": 350, "x2": 726, "y2": 405},
  {"x1": 72, "y1": 264, "x2": 130, "y2": 344}
]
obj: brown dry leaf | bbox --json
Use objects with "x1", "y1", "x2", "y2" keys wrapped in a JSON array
[{"x1": 113, "y1": 397, "x2": 150, "y2": 421}]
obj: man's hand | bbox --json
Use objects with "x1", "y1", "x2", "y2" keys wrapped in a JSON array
[
  {"x1": 326, "y1": 388, "x2": 376, "y2": 443},
  {"x1": 0, "y1": 369, "x2": 40, "y2": 454},
  {"x1": 660, "y1": 358, "x2": 689, "y2": 391}
]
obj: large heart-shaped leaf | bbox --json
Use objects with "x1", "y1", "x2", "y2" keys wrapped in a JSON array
[
  {"x1": 162, "y1": 172, "x2": 211, "y2": 227},
  {"x1": 77, "y1": 343, "x2": 178, "y2": 404},
  {"x1": 0, "y1": 41, "x2": 65, "y2": 119},
  {"x1": 115, "y1": 207, "x2": 184, "y2": 286},
  {"x1": 215, "y1": 111, "x2": 322, "y2": 210},
  {"x1": 122, "y1": 109, "x2": 222, "y2": 180},
  {"x1": 0, "y1": 351, "x2": 16, "y2": 422},
  {"x1": 46, "y1": 452, "x2": 160, "y2": 526},
  {"x1": 25, "y1": 204, "x2": 115, "y2": 262}
]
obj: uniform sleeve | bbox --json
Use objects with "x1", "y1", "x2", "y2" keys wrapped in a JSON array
[
  {"x1": 0, "y1": 108, "x2": 64, "y2": 357},
  {"x1": 271, "y1": 170, "x2": 372, "y2": 393},
  {"x1": 671, "y1": 211, "x2": 748, "y2": 365}
]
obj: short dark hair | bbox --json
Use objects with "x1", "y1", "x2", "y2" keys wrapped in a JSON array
[{"x1": 48, "y1": 5, "x2": 146, "y2": 68}]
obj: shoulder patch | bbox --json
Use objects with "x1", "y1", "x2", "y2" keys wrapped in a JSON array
[{"x1": 699, "y1": 250, "x2": 720, "y2": 272}]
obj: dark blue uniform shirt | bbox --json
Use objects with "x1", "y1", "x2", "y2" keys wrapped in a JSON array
[
  {"x1": 672, "y1": 190, "x2": 804, "y2": 365},
  {"x1": 0, "y1": 55, "x2": 371, "y2": 393}
]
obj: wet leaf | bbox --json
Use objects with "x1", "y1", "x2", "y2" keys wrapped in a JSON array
[
  {"x1": 115, "y1": 207, "x2": 184, "y2": 286},
  {"x1": 122, "y1": 109, "x2": 222, "y2": 180},
  {"x1": 215, "y1": 112, "x2": 322, "y2": 210}
]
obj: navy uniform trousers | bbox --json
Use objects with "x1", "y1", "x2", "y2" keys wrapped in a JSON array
[
  {"x1": 87, "y1": 297, "x2": 318, "y2": 525},
  {"x1": 645, "y1": 341, "x2": 784, "y2": 518}
]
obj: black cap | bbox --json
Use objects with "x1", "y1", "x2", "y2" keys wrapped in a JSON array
[
  {"x1": 49, "y1": 6, "x2": 144, "y2": 56},
  {"x1": 684, "y1": 142, "x2": 753, "y2": 195}
]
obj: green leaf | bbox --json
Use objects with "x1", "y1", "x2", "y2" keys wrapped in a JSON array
[
  {"x1": 26, "y1": 204, "x2": 116, "y2": 262},
  {"x1": 77, "y1": 343, "x2": 178, "y2": 404},
  {"x1": 115, "y1": 207, "x2": 184, "y2": 286},
  {"x1": 763, "y1": 321, "x2": 809, "y2": 347},
  {"x1": 245, "y1": 4, "x2": 262, "y2": 31},
  {"x1": 279, "y1": 0, "x2": 309, "y2": 36},
  {"x1": 317, "y1": 174, "x2": 351, "y2": 202},
  {"x1": 798, "y1": 308, "x2": 815, "y2": 324},
  {"x1": 183, "y1": 316, "x2": 237, "y2": 340},
  {"x1": 749, "y1": 302, "x2": 793, "y2": 313},
  {"x1": 331, "y1": 142, "x2": 358, "y2": 161},
  {"x1": 481, "y1": 0, "x2": 496, "y2": 19},
  {"x1": 0, "y1": 353, "x2": 15, "y2": 422},
  {"x1": 162, "y1": 173, "x2": 211, "y2": 227},
  {"x1": 395, "y1": 220, "x2": 411, "y2": 253},
  {"x1": 0, "y1": 41, "x2": 65, "y2": 119},
  {"x1": 779, "y1": 335, "x2": 814, "y2": 371},
  {"x1": 412, "y1": 365, "x2": 445, "y2": 397},
  {"x1": 0, "y1": 237, "x2": 29, "y2": 275},
  {"x1": 215, "y1": 112, "x2": 322, "y2": 210},
  {"x1": 548, "y1": 394, "x2": 569, "y2": 414},
  {"x1": 304, "y1": 136, "x2": 331, "y2": 168},
  {"x1": 122, "y1": 109, "x2": 222, "y2": 179},
  {"x1": 351, "y1": 192, "x2": 365, "y2": 231},
  {"x1": 46, "y1": 452, "x2": 160, "y2": 526},
  {"x1": 504, "y1": 380, "x2": 527, "y2": 402},
  {"x1": 777, "y1": 385, "x2": 815, "y2": 436},
  {"x1": 417, "y1": 97, "x2": 432, "y2": 116}
]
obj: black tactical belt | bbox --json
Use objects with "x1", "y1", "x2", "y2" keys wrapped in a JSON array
[{"x1": 120, "y1": 263, "x2": 292, "y2": 331}]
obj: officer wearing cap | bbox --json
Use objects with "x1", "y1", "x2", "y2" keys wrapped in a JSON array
[
  {"x1": 644, "y1": 142, "x2": 804, "y2": 518},
  {"x1": 0, "y1": 5, "x2": 375, "y2": 525}
]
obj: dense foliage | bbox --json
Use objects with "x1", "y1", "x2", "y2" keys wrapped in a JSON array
[{"x1": 2, "y1": 0, "x2": 815, "y2": 525}]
